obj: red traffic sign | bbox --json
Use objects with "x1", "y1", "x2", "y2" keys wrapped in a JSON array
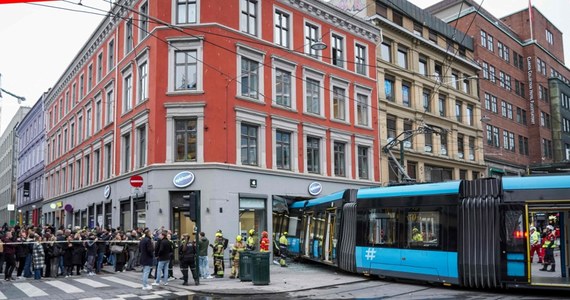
[{"x1": 130, "y1": 175, "x2": 144, "y2": 188}]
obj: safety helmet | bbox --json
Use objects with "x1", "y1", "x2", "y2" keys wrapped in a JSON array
[
  {"x1": 530, "y1": 226, "x2": 536, "y2": 231},
  {"x1": 215, "y1": 232, "x2": 223, "y2": 237},
  {"x1": 283, "y1": 232, "x2": 288, "y2": 236},
  {"x1": 547, "y1": 225, "x2": 555, "y2": 231},
  {"x1": 236, "y1": 235, "x2": 242, "y2": 242},
  {"x1": 412, "y1": 227, "x2": 419, "y2": 233},
  {"x1": 262, "y1": 231, "x2": 268, "y2": 237},
  {"x1": 249, "y1": 229, "x2": 255, "y2": 235}
]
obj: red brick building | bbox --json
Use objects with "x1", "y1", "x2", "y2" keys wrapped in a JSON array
[
  {"x1": 42, "y1": 0, "x2": 380, "y2": 241},
  {"x1": 428, "y1": 1, "x2": 570, "y2": 176}
]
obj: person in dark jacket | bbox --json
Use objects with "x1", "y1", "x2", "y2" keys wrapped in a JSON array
[
  {"x1": 15, "y1": 231, "x2": 30, "y2": 278},
  {"x1": 112, "y1": 234, "x2": 126, "y2": 272},
  {"x1": 152, "y1": 232, "x2": 172, "y2": 286},
  {"x1": 72, "y1": 233, "x2": 85, "y2": 275},
  {"x1": 84, "y1": 233, "x2": 98, "y2": 276},
  {"x1": 63, "y1": 235, "x2": 75, "y2": 277},
  {"x1": 2, "y1": 231, "x2": 16, "y2": 281},
  {"x1": 139, "y1": 229, "x2": 154, "y2": 290},
  {"x1": 96, "y1": 229, "x2": 110, "y2": 274},
  {"x1": 179, "y1": 233, "x2": 199, "y2": 286}
]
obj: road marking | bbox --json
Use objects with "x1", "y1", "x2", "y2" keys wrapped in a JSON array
[
  {"x1": 79, "y1": 298, "x2": 103, "y2": 300},
  {"x1": 116, "y1": 294, "x2": 138, "y2": 298},
  {"x1": 152, "y1": 290, "x2": 172, "y2": 295},
  {"x1": 101, "y1": 276, "x2": 142, "y2": 288},
  {"x1": 175, "y1": 291, "x2": 195, "y2": 296},
  {"x1": 46, "y1": 280, "x2": 85, "y2": 293},
  {"x1": 139, "y1": 295, "x2": 162, "y2": 300},
  {"x1": 13, "y1": 282, "x2": 49, "y2": 297},
  {"x1": 0, "y1": 290, "x2": 6, "y2": 300},
  {"x1": 74, "y1": 278, "x2": 111, "y2": 288}
]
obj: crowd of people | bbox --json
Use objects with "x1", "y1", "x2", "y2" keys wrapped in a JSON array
[{"x1": 0, "y1": 223, "x2": 290, "y2": 291}]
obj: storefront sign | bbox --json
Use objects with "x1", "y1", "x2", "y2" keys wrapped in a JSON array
[
  {"x1": 173, "y1": 171, "x2": 195, "y2": 188},
  {"x1": 308, "y1": 182, "x2": 323, "y2": 196},
  {"x1": 527, "y1": 56, "x2": 536, "y2": 125},
  {"x1": 104, "y1": 185, "x2": 111, "y2": 199},
  {"x1": 7, "y1": 204, "x2": 14, "y2": 211}
]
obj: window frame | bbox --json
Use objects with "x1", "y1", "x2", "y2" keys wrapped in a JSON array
[
  {"x1": 303, "y1": 67, "x2": 325, "y2": 117},
  {"x1": 272, "y1": 118, "x2": 298, "y2": 172},
  {"x1": 240, "y1": 0, "x2": 260, "y2": 37},
  {"x1": 331, "y1": 32, "x2": 346, "y2": 68},
  {"x1": 274, "y1": 8, "x2": 291, "y2": 49},
  {"x1": 272, "y1": 57, "x2": 296, "y2": 110},
  {"x1": 174, "y1": 0, "x2": 199, "y2": 24},
  {"x1": 168, "y1": 38, "x2": 204, "y2": 93}
]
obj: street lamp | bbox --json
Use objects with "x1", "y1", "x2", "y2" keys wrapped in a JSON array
[
  {"x1": 311, "y1": 40, "x2": 327, "y2": 51},
  {"x1": 481, "y1": 115, "x2": 491, "y2": 123}
]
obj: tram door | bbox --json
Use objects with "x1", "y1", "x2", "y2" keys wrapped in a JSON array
[
  {"x1": 324, "y1": 209, "x2": 336, "y2": 262},
  {"x1": 302, "y1": 213, "x2": 313, "y2": 257}
]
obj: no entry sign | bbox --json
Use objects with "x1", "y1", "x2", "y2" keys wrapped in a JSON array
[{"x1": 130, "y1": 175, "x2": 144, "y2": 188}]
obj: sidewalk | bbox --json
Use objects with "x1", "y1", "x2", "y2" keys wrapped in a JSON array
[{"x1": 101, "y1": 260, "x2": 369, "y2": 295}]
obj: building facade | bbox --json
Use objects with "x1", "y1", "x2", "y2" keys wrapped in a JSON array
[
  {"x1": 0, "y1": 107, "x2": 31, "y2": 226},
  {"x1": 16, "y1": 95, "x2": 46, "y2": 226},
  {"x1": 362, "y1": 0, "x2": 486, "y2": 183},
  {"x1": 42, "y1": 0, "x2": 380, "y2": 243},
  {"x1": 427, "y1": 0, "x2": 570, "y2": 175}
]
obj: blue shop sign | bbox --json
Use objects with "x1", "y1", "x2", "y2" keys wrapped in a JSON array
[{"x1": 173, "y1": 171, "x2": 195, "y2": 188}]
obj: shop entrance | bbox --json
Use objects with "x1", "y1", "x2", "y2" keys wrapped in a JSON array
[
  {"x1": 170, "y1": 191, "x2": 200, "y2": 236},
  {"x1": 528, "y1": 207, "x2": 570, "y2": 287}
]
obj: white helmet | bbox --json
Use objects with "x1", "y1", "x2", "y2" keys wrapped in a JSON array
[{"x1": 547, "y1": 225, "x2": 554, "y2": 231}]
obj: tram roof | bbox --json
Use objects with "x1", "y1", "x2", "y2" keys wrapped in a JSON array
[
  {"x1": 289, "y1": 190, "x2": 346, "y2": 209},
  {"x1": 503, "y1": 175, "x2": 570, "y2": 190},
  {"x1": 357, "y1": 180, "x2": 461, "y2": 199}
]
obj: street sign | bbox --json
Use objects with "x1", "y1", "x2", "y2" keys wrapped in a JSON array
[{"x1": 130, "y1": 175, "x2": 144, "y2": 188}]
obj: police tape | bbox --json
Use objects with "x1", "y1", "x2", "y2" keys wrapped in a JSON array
[{"x1": 0, "y1": 239, "x2": 146, "y2": 246}]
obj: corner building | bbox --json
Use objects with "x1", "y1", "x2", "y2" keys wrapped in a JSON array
[
  {"x1": 43, "y1": 0, "x2": 381, "y2": 242},
  {"x1": 427, "y1": 0, "x2": 570, "y2": 175},
  {"x1": 361, "y1": 0, "x2": 486, "y2": 183}
]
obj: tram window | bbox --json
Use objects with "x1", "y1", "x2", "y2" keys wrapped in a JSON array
[
  {"x1": 368, "y1": 209, "x2": 397, "y2": 246},
  {"x1": 407, "y1": 211, "x2": 440, "y2": 248},
  {"x1": 504, "y1": 208, "x2": 525, "y2": 251}
]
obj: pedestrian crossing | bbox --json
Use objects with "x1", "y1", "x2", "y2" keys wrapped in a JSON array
[{"x1": 0, "y1": 275, "x2": 195, "y2": 300}]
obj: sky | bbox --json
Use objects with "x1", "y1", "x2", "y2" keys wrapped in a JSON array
[{"x1": 0, "y1": 0, "x2": 568, "y2": 135}]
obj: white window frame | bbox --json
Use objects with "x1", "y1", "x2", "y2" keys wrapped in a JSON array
[
  {"x1": 355, "y1": 135, "x2": 374, "y2": 181},
  {"x1": 354, "y1": 84, "x2": 372, "y2": 129},
  {"x1": 236, "y1": 44, "x2": 265, "y2": 102},
  {"x1": 330, "y1": 130, "x2": 352, "y2": 179},
  {"x1": 271, "y1": 117, "x2": 298, "y2": 172},
  {"x1": 271, "y1": 57, "x2": 297, "y2": 111},
  {"x1": 107, "y1": 39, "x2": 115, "y2": 71},
  {"x1": 329, "y1": 76, "x2": 350, "y2": 123},
  {"x1": 165, "y1": 102, "x2": 205, "y2": 163},
  {"x1": 85, "y1": 104, "x2": 93, "y2": 139},
  {"x1": 168, "y1": 38, "x2": 204, "y2": 93},
  {"x1": 173, "y1": 0, "x2": 200, "y2": 24},
  {"x1": 354, "y1": 42, "x2": 368, "y2": 76},
  {"x1": 105, "y1": 83, "x2": 114, "y2": 126},
  {"x1": 95, "y1": 93, "x2": 102, "y2": 133},
  {"x1": 273, "y1": 7, "x2": 292, "y2": 49},
  {"x1": 303, "y1": 67, "x2": 325, "y2": 117},
  {"x1": 235, "y1": 108, "x2": 267, "y2": 168},
  {"x1": 96, "y1": 51, "x2": 104, "y2": 83},
  {"x1": 139, "y1": 1, "x2": 149, "y2": 40},
  {"x1": 239, "y1": 0, "x2": 261, "y2": 37},
  {"x1": 304, "y1": 20, "x2": 322, "y2": 60},
  {"x1": 125, "y1": 16, "x2": 134, "y2": 55},
  {"x1": 122, "y1": 66, "x2": 133, "y2": 114},
  {"x1": 120, "y1": 124, "x2": 133, "y2": 174},
  {"x1": 303, "y1": 124, "x2": 327, "y2": 176},
  {"x1": 134, "y1": 113, "x2": 149, "y2": 169},
  {"x1": 137, "y1": 50, "x2": 149, "y2": 104},
  {"x1": 330, "y1": 31, "x2": 346, "y2": 69}
]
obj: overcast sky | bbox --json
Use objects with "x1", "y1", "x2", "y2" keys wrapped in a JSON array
[{"x1": 0, "y1": 0, "x2": 568, "y2": 134}]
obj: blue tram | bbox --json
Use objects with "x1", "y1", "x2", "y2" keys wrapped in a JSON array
[{"x1": 286, "y1": 175, "x2": 570, "y2": 289}]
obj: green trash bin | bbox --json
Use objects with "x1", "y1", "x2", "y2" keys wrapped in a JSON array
[
  {"x1": 239, "y1": 251, "x2": 253, "y2": 282},
  {"x1": 252, "y1": 252, "x2": 270, "y2": 285}
]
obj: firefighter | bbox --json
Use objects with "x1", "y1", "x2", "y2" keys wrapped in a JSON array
[
  {"x1": 210, "y1": 233, "x2": 225, "y2": 278},
  {"x1": 540, "y1": 225, "x2": 557, "y2": 272},
  {"x1": 229, "y1": 235, "x2": 246, "y2": 279},
  {"x1": 260, "y1": 231, "x2": 269, "y2": 252},
  {"x1": 529, "y1": 226, "x2": 542, "y2": 263},
  {"x1": 279, "y1": 232, "x2": 288, "y2": 267},
  {"x1": 246, "y1": 229, "x2": 257, "y2": 251}
]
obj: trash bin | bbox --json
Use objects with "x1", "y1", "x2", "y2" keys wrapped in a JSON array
[
  {"x1": 239, "y1": 251, "x2": 253, "y2": 282},
  {"x1": 252, "y1": 252, "x2": 270, "y2": 285}
]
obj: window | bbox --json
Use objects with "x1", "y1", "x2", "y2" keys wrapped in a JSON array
[
  {"x1": 356, "y1": 93, "x2": 369, "y2": 127},
  {"x1": 402, "y1": 82, "x2": 411, "y2": 107},
  {"x1": 241, "y1": 57, "x2": 259, "y2": 99},
  {"x1": 380, "y1": 42, "x2": 391, "y2": 62},
  {"x1": 457, "y1": 134, "x2": 464, "y2": 159},
  {"x1": 397, "y1": 46, "x2": 407, "y2": 69},
  {"x1": 87, "y1": 64, "x2": 93, "y2": 91},
  {"x1": 305, "y1": 77, "x2": 321, "y2": 114},
  {"x1": 85, "y1": 154, "x2": 91, "y2": 186},
  {"x1": 499, "y1": 72, "x2": 505, "y2": 88},
  {"x1": 489, "y1": 65, "x2": 496, "y2": 83},
  {"x1": 407, "y1": 210, "x2": 440, "y2": 247},
  {"x1": 176, "y1": 0, "x2": 197, "y2": 24},
  {"x1": 137, "y1": 126, "x2": 147, "y2": 168},
  {"x1": 424, "y1": 130, "x2": 433, "y2": 153},
  {"x1": 104, "y1": 142, "x2": 112, "y2": 179},
  {"x1": 86, "y1": 106, "x2": 92, "y2": 138},
  {"x1": 108, "y1": 39, "x2": 115, "y2": 70},
  {"x1": 357, "y1": 146, "x2": 369, "y2": 180},
  {"x1": 387, "y1": 115, "x2": 396, "y2": 141},
  {"x1": 440, "y1": 131, "x2": 448, "y2": 156},
  {"x1": 493, "y1": 126, "x2": 500, "y2": 147},
  {"x1": 392, "y1": 11, "x2": 403, "y2": 26},
  {"x1": 384, "y1": 76, "x2": 394, "y2": 102},
  {"x1": 455, "y1": 101, "x2": 462, "y2": 122},
  {"x1": 546, "y1": 29, "x2": 553, "y2": 45},
  {"x1": 491, "y1": 95, "x2": 497, "y2": 113},
  {"x1": 140, "y1": 2, "x2": 149, "y2": 39},
  {"x1": 331, "y1": 34, "x2": 344, "y2": 68},
  {"x1": 413, "y1": 22, "x2": 423, "y2": 36},
  {"x1": 469, "y1": 137, "x2": 475, "y2": 160},
  {"x1": 95, "y1": 96, "x2": 102, "y2": 132},
  {"x1": 482, "y1": 62, "x2": 489, "y2": 79},
  {"x1": 77, "y1": 114, "x2": 83, "y2": 143},
  {"x1": 501, "y1": 101, "x2": 507, "y2": 117},
  {"x1": 276, "y1": 130, "x2": 291, "y2": 170},
  {"x1": 429, "y1": 29, "x2": 437, "y2": 43},
  {"x1": 451, "y1": 71, "x2": 459, "y2": 89},
  {"x1": 274, "y1": 10, "x2": 289, "y2": 48},
  {"x1": 507, "y1": 103, "x2": 513, "y2": 120},
  {"x1": 97, "y1": 52, "x2": 103, "y2": 82},
  {"x1": 125, "y1": 18, "x2": 133, "y2": 54},
  {"x1": 70, "y1": 122, "x2": 75, "y2": 148},
  {"x1": 367, "y1": 208, "x2": 397, "y2": 246},
  {"x1": 79, "y1": 74, "x2": 84, "y2": 98},
  {"x1": 487, "y1": 34, "x2": 494, "y2": 52},
  {"x1": 463, "y1": 74, "x2": 470, "y2": 94},
  {"x1": 306, "y1": 136, "x2": 320, "y2": 174},
  {"x1": 138, "y1": 61, "x2": 148, "y2": 102},
  {"x1": 333, "y1": 141, "x2": 346, "y2": 177},
  {"x1": 404, "y1": 120, "x2": 413, "y2": 149},
  {"x1": 63, "y1": 128, "x2": 68, "y2": 153},
  {"x1": 332, "y1": 86, "x2": 346, "y2": 121},
  {"x1": 106, "y1": 88, "x2": 114, "y2": 125},
  {"x1": 480, "y1": 30, "x2": 487, "y2": 48},
  {"x1": 418, "y1": 55, "x2": 427, "y2": 76},
  {"x1": 275, "y1": 69, "x2": 291, "y2": 107},
  {"x1": 304, "y1": 23, "x2": 319, "y2": 58},
  {"x1": 240, "y1": 0, "x2": 258, "y2": 36},
  {"x1": 241, "y1": 123, "x2": 258, "y2": 166},
  {"x1": 175, "y1": 50, "x2": 198, "y2": 90},
  {"x1": 71, "y1": 83, "x2": 77, "y2": 105},
  {"x1": 434, "y1": 63, "x2": 442, "y2": 83},
  {"x1": 175, "y1": 119, "x2": 197, "y2": 162},
  {"x1": 93, "y1": 149, "x2": 100, "y2": 183},
  {"x1": 466, "y1": 104, "x2": 474, "y2": 126},
  {"x1": 438, "y1": 95, "x2": 446, "y2": 117},
  {"x1": 422, "y1": 89, "x2": 431, "y2": 112},
  {"x1": 123, "y1": 73, "x2": 133, "y2": 112},
  {"x1": 355, "y1": 44, "x2": 366, "y2": 75},
  {"x1": 122, "y1": 133, "x2": 131, "y2": 173}
]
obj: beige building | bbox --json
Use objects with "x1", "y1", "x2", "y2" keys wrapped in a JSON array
[{"x1": 365, "y1": 0, "x2": 487, "y2": 183}]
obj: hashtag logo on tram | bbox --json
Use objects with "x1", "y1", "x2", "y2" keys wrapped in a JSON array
[{"x1": 365, "y1": 247, "x2": 376, "y2": 260}]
